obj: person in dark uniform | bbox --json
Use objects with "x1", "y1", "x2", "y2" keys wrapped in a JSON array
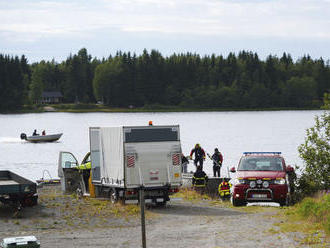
[
  {"x1": 211, "y1": 148, "x2": 223, "y2": 177},
  {"x1": 190, "y1": 143, "x2": 206, "y2": 170},
  {"x1": 32, "y1": 129, "x2": 38, "y2": 136},
  {"x1": 181, "y1": 154, "x2": 189, "y2": 173},
  {"x1": 192, "y1": 165, "x2": 208, "y2": 189}
]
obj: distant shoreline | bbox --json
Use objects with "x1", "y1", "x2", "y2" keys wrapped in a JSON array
[{"x1": 0, "y1": 104, "x2": 322, "y2": 114}]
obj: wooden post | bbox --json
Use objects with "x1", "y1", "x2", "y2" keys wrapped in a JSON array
[{"x1": 139, "y1": 188, "x2": 146, "y2": 248}]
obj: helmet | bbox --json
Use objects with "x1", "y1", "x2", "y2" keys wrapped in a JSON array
[
  {"x1": 148, "y1": 121, "x2": 153, "y2": 126},
  {"x1": 215, "y1": 148, "x2": 219, "y2": 152},
  {"x1": 195, "y1": 143, "x2": 200, "y2": 148}
]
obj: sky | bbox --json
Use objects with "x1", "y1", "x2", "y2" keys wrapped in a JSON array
[{"x1": 1, "y1": 0, "x2": 329, "y2": 63}]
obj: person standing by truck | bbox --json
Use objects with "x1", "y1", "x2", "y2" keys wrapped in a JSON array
[
  {"x1": 211, "y1": 148, "x2": 223, "y2": 177},
  {"x1": 190, "y1": 144, "x2": 206, "y2": 170}
]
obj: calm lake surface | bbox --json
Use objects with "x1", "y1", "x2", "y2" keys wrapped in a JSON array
[{"x1": 0, "y1": 110, "x2": 324, "y2": 181}]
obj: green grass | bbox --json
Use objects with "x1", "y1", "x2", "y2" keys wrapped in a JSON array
[
  {"x1": 49, "y1": 104, "x2": 322, "y2": 113},
  {"x1": 296, "y1": 193, "x2": 330, "y2": 234},
  {"x1": 272, "y1": 193, "x2": 330, "y2": 246},
  {"x1": 0, "y1": 103, "x2": 321, "y2": 114}
]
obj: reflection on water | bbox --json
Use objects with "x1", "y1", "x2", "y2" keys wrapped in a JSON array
[{"x1": 0, "y1": 110, "x2": 323, "y2": 181}]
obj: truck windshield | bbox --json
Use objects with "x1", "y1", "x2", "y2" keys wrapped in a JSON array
[
  {"x1": 238, "y1": 157, "x2": 283, "y2": 171},
  {"x1": 124, "y1": 128, "x2": 179, "y2": 142}
]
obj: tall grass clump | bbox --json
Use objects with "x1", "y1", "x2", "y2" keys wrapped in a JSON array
[
  {"x1": 173, "y1": 187, "x2": 211, "y2": 202},
  {"x1": 296, "y1": 194, "x2": 330, "y2": 234}
]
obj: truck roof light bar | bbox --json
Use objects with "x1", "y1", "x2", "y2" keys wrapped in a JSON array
[{"x1": 243, "y1": 152, "x2": 281, "y2": 155}]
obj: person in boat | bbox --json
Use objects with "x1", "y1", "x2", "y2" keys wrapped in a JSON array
[
  {"x1": 32, "y1": 129, "x2": 39, "y2": 136},
  {"x1": 190, "y1": 143, "x2": 206, "y2": 170},
  {"x1": 42, "y1": 130, "x2": 46, "y2": 136},
  {"x1": 211, "y1": 148, "x2": 223, "y2": 177}
]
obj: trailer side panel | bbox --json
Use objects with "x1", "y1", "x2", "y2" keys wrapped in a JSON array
[{"x1": 100, "y1": 127, "x2": 124, "y2": 186}]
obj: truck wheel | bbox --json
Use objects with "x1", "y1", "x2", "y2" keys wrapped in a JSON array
[
  {"x1": 232, "y1": 197, "x2": 246, "y2": 207},
  {"x1": 279, "y1": 196, "x2": 290, "y2": 207},
  {"x1": 156, "y1": 200, "x2": 167, "y2": 207},
  {"x1": 31, "y1": 195, "x2": 38, "y2": 206},
  {"x1": 110, "y1": 189, "x2": 118, "y2": 204}
]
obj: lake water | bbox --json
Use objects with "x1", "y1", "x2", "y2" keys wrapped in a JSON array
[{"x1": 0, "y1": 110, "x2": 324, "y2": 181}]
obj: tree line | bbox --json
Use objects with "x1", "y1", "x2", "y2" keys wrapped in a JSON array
[{"x1": 0, "y1": 48, "x2": 329, "y2": 111}]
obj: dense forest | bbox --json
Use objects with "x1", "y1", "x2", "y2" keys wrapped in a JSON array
[{"x1": 0, "y1": 48, "x2": 329, "y2": 112}]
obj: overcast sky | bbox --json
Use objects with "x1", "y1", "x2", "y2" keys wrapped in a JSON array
[{"x1": 1, "y1": 0, "x2": 329, "y2": 63}]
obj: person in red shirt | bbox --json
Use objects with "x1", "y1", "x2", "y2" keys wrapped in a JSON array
[{"x1": 190, "y1": 143, "x2": 206, "y2": 170}]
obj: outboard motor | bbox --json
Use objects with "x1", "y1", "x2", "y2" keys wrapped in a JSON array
[{"x1": 20, "y1": 133, "x2": 27, "y2": 140}]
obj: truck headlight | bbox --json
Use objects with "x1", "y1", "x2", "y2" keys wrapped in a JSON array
[
  {"x1": 249, "y1": 181, "x2": 256, "y2": 188},
  {"x1": 234, "y1": 178, "x2": 245, "y2": 185},
  {"x1": 262, "y1": 181, "x2": 269, "y2": 188},
  {"x1": 275, "y1": 178, "x2": 286, "y2": 184}
]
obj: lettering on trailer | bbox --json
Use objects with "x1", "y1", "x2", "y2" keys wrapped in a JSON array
[
  {"x1": 149, "y1": 170, "x2": 159, "y2": 175},
  {"x1": 150, "y1": 170, "x2": 159, "y2": 180}
]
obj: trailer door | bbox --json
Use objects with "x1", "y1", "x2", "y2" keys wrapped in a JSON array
[
  {"x1": 90, "y1": 127, "x2": 102, "y2": 182},
  {"x1": 124, "y1": 126, "x2": 182, "y2": 188}
]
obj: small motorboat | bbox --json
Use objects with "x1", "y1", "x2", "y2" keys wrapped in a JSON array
[{"x1": 20, "y1": 133, "x2": 63, "y2": 143}]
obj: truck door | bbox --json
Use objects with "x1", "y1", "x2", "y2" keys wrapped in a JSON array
[
  {"x1": 58, "y1": 151, "x2": 78, "y2": 175},
  {"x1": 58, "y1": 151, "x2": 80, "y2": 192}
]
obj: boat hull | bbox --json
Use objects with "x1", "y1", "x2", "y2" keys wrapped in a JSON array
[{"x1": 26, "y1": 133, "x2": 63, "y2": 143}]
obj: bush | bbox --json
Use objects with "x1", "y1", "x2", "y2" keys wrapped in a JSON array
[{"x1": 296, "y1": 93, "x2": 330, "y2": 198}]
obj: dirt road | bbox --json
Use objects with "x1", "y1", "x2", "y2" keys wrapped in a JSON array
[{"x1": 1, "y1": 189, "x2": 311, "y2": 248}]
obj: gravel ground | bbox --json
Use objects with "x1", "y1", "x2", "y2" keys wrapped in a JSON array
[{"x1": 0, "y1": 186, "x2": 324, "y2": 248}]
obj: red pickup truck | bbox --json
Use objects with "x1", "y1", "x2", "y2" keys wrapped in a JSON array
[{"x1": 230, "y1": 152, "x2": 294, "y2": 207}]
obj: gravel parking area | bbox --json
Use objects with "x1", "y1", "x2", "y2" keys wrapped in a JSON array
[{"x1": 0, "y1": 186, "x2": 317, "y2": 248}]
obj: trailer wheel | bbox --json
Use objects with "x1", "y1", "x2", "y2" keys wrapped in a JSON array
[
  {"x1": 156, "y1": 200, "x2": 167, "y2": 207},
  {"x1": 110, "y1": 189, "x2": 118, "y2": 204}
]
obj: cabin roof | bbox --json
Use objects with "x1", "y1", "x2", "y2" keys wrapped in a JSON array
[{"x1": 41, "y1": 91, "x2": 63, "y2": 98}]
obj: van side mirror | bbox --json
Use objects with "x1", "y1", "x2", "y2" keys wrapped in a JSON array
[
  {"x1": 286, "y1": 165, "x2": 294, "y2": 173},
  {"x1": 230, "y1": 167, "x2": 236, "y2": 173}
]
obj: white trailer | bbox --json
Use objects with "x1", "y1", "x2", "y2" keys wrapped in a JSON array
[{"x1": 58, "y1": 125, "x2": 182, "y2": 205}]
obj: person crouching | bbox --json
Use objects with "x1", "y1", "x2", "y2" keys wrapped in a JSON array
[{"x1": 218, "y1": 178, "x2": 232, "y2": 200}]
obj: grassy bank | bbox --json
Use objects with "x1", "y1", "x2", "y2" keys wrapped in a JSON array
[
  {"x1": 1, "y1": 103, "x2": 321, "y2": 114},
  {"x1": 273, "y1": 193, "x2": 329, "y2": 246}
]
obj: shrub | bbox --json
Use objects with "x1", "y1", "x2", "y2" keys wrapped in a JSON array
[{"x1": 296, "y1": 93, "x2": 330, "y2": 199}]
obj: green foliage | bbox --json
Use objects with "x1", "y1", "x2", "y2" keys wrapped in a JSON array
[
  {"x1": 0, "y1": 55, "x2": 29, "y2": 111},
  {"x1": 1, "y1": 49, "x2": 329, "y2": 111},
  {"x1": 298, "y1": 111, "x2": 330, "y2": 193},
  {"x1": 322, "y1": 93, "x2": 330, "y2": 110},
  {"x1": 297, "y1": 94, "x2": 330, "y2": 198}
]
